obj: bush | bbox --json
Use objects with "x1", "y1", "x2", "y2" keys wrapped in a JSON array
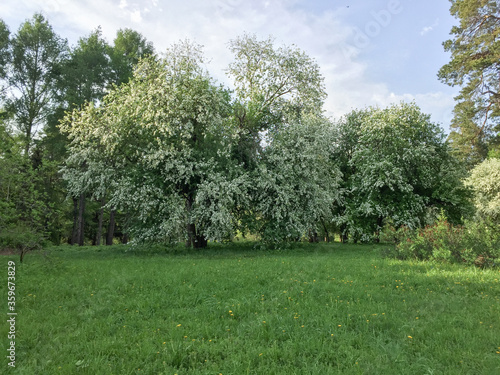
[
  {"x1": 461, "y1": 219, "x2": 500, "y2": 268},
  {"x1": 0, "y1": 224, "x2": 45, "y2": 262},
  {"x1": 383, "y1": 212, "x2": 499, "y2": 267}
]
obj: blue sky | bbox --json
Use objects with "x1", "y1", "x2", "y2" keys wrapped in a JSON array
[{"x1": 1, "y1": 0, "x2": 459, "y2": 131}]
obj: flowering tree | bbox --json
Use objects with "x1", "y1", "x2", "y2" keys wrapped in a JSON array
[
  {"x1": 227, "y1": 34, "x2": 326, "y2": 169},
  {"x1": 334, "y1": 102, "x2": 471, "y2": 241},
  {"x1": 61, "y1": 41, "x2": 246, "y2": 247},
  {"x1": 465, "y1": 157, "x2": 500, "y2": 223},
  {"x1": 254, "y1": 115, "x2": 341, "y2": 243}
]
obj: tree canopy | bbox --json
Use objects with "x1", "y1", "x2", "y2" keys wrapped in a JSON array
[
  {"x1": 439, "y1": 0, "x2": 500, "y2": 167},
  {"x1": 333, "y1": 102, "x2": 471, "y2": 242},
  {"x1": 7, "y1": 13, "x2": 67, "y2": 155},
  {"x1": 60, "y1": 42, "x2": 241, "y2": 246},
  {"x1": 465, "y1": 157, "x2": 500, "y2": 223}
]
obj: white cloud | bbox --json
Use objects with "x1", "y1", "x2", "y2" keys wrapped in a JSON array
[
  {"x1": 130, "y1": 9, "x2": 142, "y2": 23},
  {"x1": 420, "y1": 18, "x2": 439, "y2": 36},
  {"x1": 1, "y1": 1, "x2": 455, "y2": 130},
  {"x1": 420, "y1": 26, "x2": 433, "y2": 35}
]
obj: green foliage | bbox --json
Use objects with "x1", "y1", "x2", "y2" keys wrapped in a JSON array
[
  {"x1": 0, "y1": 144, "x2": 52, "y2": 251},
  {"x1": 227, "y1": 34, "x2": 327, "y2": 170},
  {"x1": 60, "y1": 41, "x2": 242, "y2": 245},
  {"x1": 0, "y1": 19, "x2": 10, "y2": 84},
  {"x1": 254, "y1": 115, "x2": 341, "y2": 243},
  {"x1": 110, "y1": 28, "x2": 154, "y2": 85},
  {"x1": 334, "y1": 102, "x2": 472, "y2": 242},
  {"x1": 465, "y1": 157, "x2": 500, "y2": 223},
  {"x1": 6, "y1": 13, "x2": 67, "y2": 154},
  {"x1": 227, "y1": 33, "x2": 326, "y2": 121},
  {"x1": 438, "y1": 0, "x2": 500, "y2": 167},
  {"x1": 384, "y1": 211, "x2": 465, "y2": 262},
  {"x1": 0, "y1": 223, "x2": 44, "y2": 252},
  {"x1": 384, "y1": 212, "x2": 500, "y2": 267},
  {"x1": 460, "y1": 218, "x2": 500, "y2": 267},
  {"x1": 58, "y1": 27, "x2": 112, "y2": 109}
]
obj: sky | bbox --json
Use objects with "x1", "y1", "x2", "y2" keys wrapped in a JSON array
[{"x1": 1, "y1": 0, "x2": 460, "y2": 131}]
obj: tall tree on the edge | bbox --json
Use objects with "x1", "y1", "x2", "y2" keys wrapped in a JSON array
[
  {"x1": 0, "y1": 19, "x2": 10, "y2": 99},
  {"x1": 439, "y1": 0, "x2": 500, "y2": 168},
  {"x1": 58, "y1": 27, "x2": 112, "y2": 246},
  {"x1": 7, "y1": 13, "x2": 67, "y2": 156}
]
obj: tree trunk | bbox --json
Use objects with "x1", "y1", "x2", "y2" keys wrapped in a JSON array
[
  {"x1": 96, "y1": 198, "x2": 105, "y2": 246},
  {"x1": 308, "y1": 230, "x2": 319, "y2": 243},
  {"x1": 340, "y1": 224, "x2": 349, "y2": 244},
  {"x1": 77, "y1": 193, "x2": 85, "y2": 246},
  {"x1": 185, "y1": 196, "x2": 195, "y2": 247},
  {"x1": 374, "y1": 216, "x2": 384, "y2": 243},
  {"x1": 184, "y1": 193, "x2": 207, "y2": 249},
  {"x1": 71, "y1": 197, "x2": 78, "y2": 245},
  {"x1": 193, "y1": 233, "x2": 207, "y2": 248},
  {"x1": 106, "y1": 209, "x2": 116, "y2": 246},
  {"x1": 322, "y1": 221, "x2": 330, "y2": 242}
]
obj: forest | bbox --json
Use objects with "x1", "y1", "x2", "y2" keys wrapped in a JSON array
[{"x1": 0, "y1": 2, "x2": 499, "y2": 266}]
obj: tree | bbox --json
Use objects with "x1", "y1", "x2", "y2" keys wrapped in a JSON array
[
  {"x1": 227, "y1": 34, "x2": 326, "y2": 169},
  {"x1": 7, "y1": 13, "x2": 67, "y2": 155},
  {"x1": 57, "y1": 27, "x2": 116, "y2": 246},
  {"x1": 0, "y1": 19, "x2": 10, "y2": 96},
  {"x1": 110, "y1": 28, "x2": 154, "y2": 85},
  {"x1": 0, "y1": 120, "x2": 52, "y2": 257},
  {"x1": 334, "y1": 102, "x2": 471, "y2": 242},
  {"x1": 58, "y1": 27, "x2": 112, "y2": 109},
  {"x1": 61, "y1": 41, "x2": 243, "y2": 247},
  {"x1": 465, "y1": 157, "x2": 500, "y2": 223},
  {"x1": 254, "y1": 115, "x2": 341, "y2": 243},
  {"x1": 438, "y1": 0, "x2": 500, "y2": 167}
]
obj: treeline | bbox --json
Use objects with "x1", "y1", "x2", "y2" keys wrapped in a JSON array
[
  {"x1": 0, "y1": 14, "x2": 154, "y2": 250},
  {"x1": 0, "y1": 12, "x2": 498, "y2": 253},
  {"x1": 55, "y1": 34, "x2": 472, "y2": 248}
]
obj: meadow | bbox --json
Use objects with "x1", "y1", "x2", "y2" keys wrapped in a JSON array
[{"x1": 1, "y1": 242, "x2": 500, "y2": 374}]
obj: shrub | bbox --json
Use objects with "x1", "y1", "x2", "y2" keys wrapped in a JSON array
[
  {"x1": 461, "y1": 219, "x2": 500, "y2": 268},
  {"x1": 0, "y1": 224, "x2": 45, "y2": 262},
  {"x1": 383, "y1": 212, "x2": 499, "y2": 267}
]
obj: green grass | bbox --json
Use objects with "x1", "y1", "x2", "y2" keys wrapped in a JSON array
[{"x1": 1, "y1": 242, "x2": 500, "y2": 374}]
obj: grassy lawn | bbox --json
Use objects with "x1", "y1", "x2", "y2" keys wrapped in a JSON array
[{"x1": 1, "y1": 242, "x2": 500, "y2": 374}]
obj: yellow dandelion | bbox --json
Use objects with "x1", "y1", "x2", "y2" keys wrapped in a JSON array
[{"x1": 408, "y1": 336, "x2": 413, "y2": 339}]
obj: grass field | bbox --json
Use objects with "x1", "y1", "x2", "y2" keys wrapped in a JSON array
[{"x1": 1, "y1": 242, "x2": 500, "y2": 374}]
